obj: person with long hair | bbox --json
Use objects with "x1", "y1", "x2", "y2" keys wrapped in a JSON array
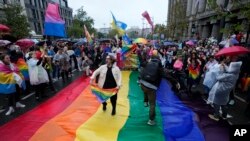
[
  {"x1": 90, "y1": 54, "x2": 121, "y2": 115},
  {"x1": 0, "y1": 54, "x2": 26, "y2": 115}
]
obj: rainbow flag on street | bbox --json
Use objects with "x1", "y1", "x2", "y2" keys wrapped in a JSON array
[
  {"x1": 91, "y1": 85, "x2": 118, "y2": 103},
  {"x1": 16, "y1": 58, "x2": 29, "y2": 80},
  {"x1": 0, "y1": 72, "x2": 205, "y2": 141}
]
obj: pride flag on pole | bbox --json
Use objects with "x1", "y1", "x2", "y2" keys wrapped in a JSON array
[
  {"x1": 84, "y1": 25, "x2": 93, "y2": 44},
  {"x1": 142, "y1": 11, "x2": 154, "y2": 31},
  {"x1": 44, "y1": 3, "x2": 66, "y2": 37},
  {"x1": 111, "y1": 12, "x2": 127, "y2": 35}
]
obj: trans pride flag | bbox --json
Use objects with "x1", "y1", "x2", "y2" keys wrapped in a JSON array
[
  {"x1": 44, "y1": 3, "x2": 66, "y2": 37},
  {"x1": 16, "y1": 58, "x2": 29, "y2": 80},
  {"x1": 91, "y1": 84, "x2": 118, "y2": 103}
]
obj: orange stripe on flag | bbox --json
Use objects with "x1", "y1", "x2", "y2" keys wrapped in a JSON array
[{"x1": 30, "y1": 85, "x2": 100, "y2": 141}]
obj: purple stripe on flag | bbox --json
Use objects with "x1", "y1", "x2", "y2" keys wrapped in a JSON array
[{"x1": 156, "y1": 80, "x2": 205, "y2": 141}]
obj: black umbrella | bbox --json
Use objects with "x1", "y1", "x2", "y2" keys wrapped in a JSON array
[{"x1": 36, "y1": 40, "x2": 52, "y2": 46}]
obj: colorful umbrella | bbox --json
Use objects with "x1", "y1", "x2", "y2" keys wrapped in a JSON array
[
  {"x1": 0, "y1": 40, "x2": 11, "y2": 47},
  {"x1": 215, "y1": 46, "x2": 250, "y2": 57},
  {"x1": 15, "y1": 39, "x2": 35, "y2": 49},
  {"x1": 0, "y1": 24, "x2": 10, "y2": 32},
  {"x1": 186, "y1": 40, "x2": 194, "y2": 46},
  {"x1": 133, "y1": 38, "x2": 148, "y2": 44}
]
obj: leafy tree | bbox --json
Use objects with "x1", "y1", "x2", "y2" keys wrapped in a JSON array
[
  {"x1": 67, "y1": 6, "x2": 96, "y2": 38},
  {"x1": 97, "y1": 32, "x2": 105, "y2": 38},
  {"x1": 0, "y1": 3, "x2": 30, "y2": 39},
  {"x1": 167, "y1": 0, "x2": 188, "y2": 40}
]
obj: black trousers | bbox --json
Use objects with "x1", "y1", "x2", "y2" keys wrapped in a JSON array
[
  {"x1": 102, "y1": 94, "x2": 117, "y2": 111},
  {"x1": 61, "y1": 70, "x2": 69, "y2": 81},
  {"x1": 34, "y1": 83, "x2": 46, "y2": 98},
  {"x1": 8, "y1": 85, "x2": 21, "y2": 106}
]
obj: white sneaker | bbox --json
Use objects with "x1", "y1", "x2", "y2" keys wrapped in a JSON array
[
  {"x1": 16, "y1": 102, "x2": 26, "y2": 108},
  {"x1": 5, "y1": 106, "x2": 15, "y2": 116},
  {"x1": 147, "y1": 120, "x2": 156, "y2": 126},
  {"x1": 229, "y1": 100, "x2": 235, "y2": 105}
]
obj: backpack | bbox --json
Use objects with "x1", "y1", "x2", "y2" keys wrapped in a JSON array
[{"x1": 141, "y1": 59, "x2": 160, "y2": 83}]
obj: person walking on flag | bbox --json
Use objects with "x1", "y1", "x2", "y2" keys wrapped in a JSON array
[{"x1": 90, "y1": 54, "x2": 122, "y2": 115}]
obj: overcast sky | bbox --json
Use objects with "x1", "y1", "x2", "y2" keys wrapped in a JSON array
[{"x1": 68, "y1": 0, "x2": 168, "y2": 29}]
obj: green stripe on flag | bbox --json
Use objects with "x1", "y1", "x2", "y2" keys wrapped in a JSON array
[{"x1": 117, "y1": 71, "x2": 165, "y2": 141}]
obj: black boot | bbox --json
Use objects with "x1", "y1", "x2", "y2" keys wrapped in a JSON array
[{"x1": 102, "y1": 102, "x2": 107, "y2": 111}]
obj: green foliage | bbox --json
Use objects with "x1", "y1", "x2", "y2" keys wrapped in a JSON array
[
  {"x1": 167, "y1": 0, "x2": 188, "y2": 39},
  {"x1": 97, "y1": 32, "x2": 105, "y2": 38},
  {"x1": 67, "y1": 6, "x2": 96, "y2": 38},
  {"x1": 0, "y1": 3, "x2": 30, "y2": 39}
]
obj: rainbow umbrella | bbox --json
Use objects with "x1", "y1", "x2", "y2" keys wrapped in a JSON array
[{"x1": 133, "y1": 38, "x2": 148, "y2": 44}]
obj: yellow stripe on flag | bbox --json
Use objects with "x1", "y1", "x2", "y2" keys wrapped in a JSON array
[{"x1": 74, "y1": 71, "x2": 131, "y2": 141}]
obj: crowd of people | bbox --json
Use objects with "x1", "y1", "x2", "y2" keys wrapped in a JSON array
[{"x1": 0, "y1": 37, "x2": 250, "y2": 125}]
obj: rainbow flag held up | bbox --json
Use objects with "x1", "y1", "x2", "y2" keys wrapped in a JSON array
[
  {"x1": 84, "y1": 25, "x2": 93, "y2": 44},
  {"x1": 16, "y1": 58, "x2": 29, "y2": 80},
  {"x1": 188, "y1": 65, "x2": 200, "y2": 80},
  {"x1": 91, "y1": 84, "x2": 118, "y2": 103}
]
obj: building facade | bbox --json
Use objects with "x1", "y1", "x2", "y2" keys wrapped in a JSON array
[
  {"x1": 0, "y1": 0, "x2": 73, "y2": 35},
  {"x1": 167, "y1": 0, "x2": 250, "y2": 42}
]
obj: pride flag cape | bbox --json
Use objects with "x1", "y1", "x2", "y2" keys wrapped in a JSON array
[
  {"x1": 188, "y1": 65, "x2": 200, "y2": 80},
  {"x1": 0, "y1": 62, "x2": 25, "y2": 94},
  {"x1": 16, "y1": 58, "x2": 29, "y2": 80},
  {"x1": 91, "y1": 84, "x2": 118, "y2": 102},
  {"x1": 44, "y1": 3, "x2": 66, "y2": 37},
  {"x1": 0, "y1": 72, "x2": 205, "y2": 141}
]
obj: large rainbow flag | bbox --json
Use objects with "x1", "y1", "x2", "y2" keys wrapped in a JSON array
[{"x1": 0, "y1": 71, "x2": 205, "y2": 141}]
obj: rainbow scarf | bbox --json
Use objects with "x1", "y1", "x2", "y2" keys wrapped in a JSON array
[
  {"x1": 0, "y1": 61, "x2": 25, "y2": 94},
  {"x1": 121, "y1": 44, "x2": 137, "y2": 58},
  {"x1": 16, "y1": 58, "x2": 29, "y2": 80},
  {"x1": 91, "y1": 85, "x2": 118, "y2": 102},
  {"x1": 0, "y1": 71, "x2": 205, "y2": 141},
  {"x1": 188, "y1": 65, "x2": 200, "y2": 80}
]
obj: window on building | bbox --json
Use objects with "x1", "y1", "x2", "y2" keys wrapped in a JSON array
[
  {"x1": 41, "y1": 12, "x2": 44, "y2": 20},
  {"x1": 61, "y1": 1, "x2": 66, "y2": 7},
  {"x1": 34, "y1": 22, "x2": 37, "y2": 33},
  {"x1": 34, "y1": 0, "x2": 37, "y2": 6},
  {"x1": 32, "y1": 9, "x2": 36, "y2": 19},
  {"x1": 37, "y1": 23, "x2": 41, "y2": 34}
]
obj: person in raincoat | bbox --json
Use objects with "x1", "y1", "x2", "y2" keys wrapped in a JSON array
[{"x1": 208, "y1": 61, "x2": 242, "y2": 121}]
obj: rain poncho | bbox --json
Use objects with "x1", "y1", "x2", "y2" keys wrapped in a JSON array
[
  {"x1": 207, "y1": 61, "x2": 242, "y2": 105},
  {"x1": 203, "y1": 63, "x2": 227, "y2": 89},
  {"x1": 27, "y1": 58, "x2": 49, "y2": 85}
]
